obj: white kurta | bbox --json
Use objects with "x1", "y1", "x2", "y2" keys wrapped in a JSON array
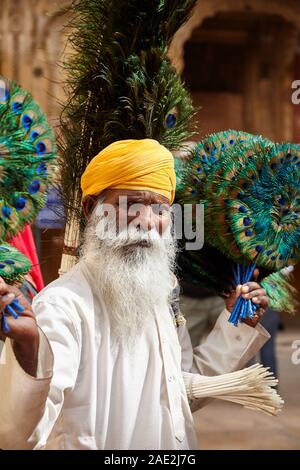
[{"x1": 0, "y1": 262, "x2": 269, "y2": 450}]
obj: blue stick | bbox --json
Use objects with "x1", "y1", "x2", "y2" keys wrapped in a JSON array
[
  {"x1": 228, "y1": 262, "x2": 257, "y2": 326},
  {"x1": 0, "y1": 299, "x2": 24, "y2": 333}
]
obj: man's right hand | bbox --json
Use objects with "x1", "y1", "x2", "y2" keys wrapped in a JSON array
[{"x1": 0, "y1": 277, "x2": 39, "y2": 377}]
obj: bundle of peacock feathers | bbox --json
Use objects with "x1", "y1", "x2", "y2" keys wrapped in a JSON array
[
  {"x1": 0, "y1": 76, "x2": 57, "y2": 331},
  {"x1": 58, "y1": 0, "x2": 197, "y2": 246},
  {"x1": 176, "y1": 130, "x2": 300, "y2": 322}
]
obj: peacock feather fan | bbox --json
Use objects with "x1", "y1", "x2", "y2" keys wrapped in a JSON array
[
  {"x1": 58, "y1": 0, "x2": 197, "y2": 230},
  {"x1": 0, "y1": 243, "x2": 31, "y2": 284},
  {"x1": 0, "y1": 76, "x2": 57, "y2": 288},
  {"x1": 0, "y1": 76, "x2": 57, "y2": 241},
  {"x1": 176, "y1": 130, "x2": 300, "y2": 317}
]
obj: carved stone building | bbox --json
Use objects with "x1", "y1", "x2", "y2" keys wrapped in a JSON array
[{"x1": 1, "y1": 0, "x2": 300, "y2": 297}]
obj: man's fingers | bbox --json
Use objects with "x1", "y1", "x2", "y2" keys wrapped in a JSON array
[
  {"x1": 1, "y1": 293, "x2": 15, "y2": 303},
  {"x1": 255, "y1": 295, "x2": 269, "y2": 308},
  {"x1": 242, "y1": 288, "x2": 266, "y2": 300},
  {"x1": 236, "y1": 285, "x2": 242, "y2": 297},
  {"x1": 0, "y1": 292, "x2": 15, "y2": 311},
  {"x1": 241, "y1": 282, "x2": 265, "y2": 293},
  {"x1": 0, "y1": 283, "x2": 10, "y2": 295}
]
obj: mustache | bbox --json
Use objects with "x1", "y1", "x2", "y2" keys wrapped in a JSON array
[{"x1": 94, "y1": 218, "x2": 171, "y2": 249}]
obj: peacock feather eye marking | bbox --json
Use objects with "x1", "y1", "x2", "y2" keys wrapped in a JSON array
[
  {"x1": 245, "y1": 230, "x2": 253, "y2": 236},
  {"x1": 4, "y1": 259, "x2": 15, "y2": 265},
  {"x1": 239, "y1": 205, "x2": 247, "y2": 213},
  {"x1": 29, "y1": 180, "x2": 40, "y2": 194},
  {"x1": 14, "y1": 197, "x2": 27, "y2": 210},
  {"x1": 35, "y1": 141, "x2": 46, "y2": 155},
  {"x1": 165, "y1": 113, "x2": 176, "y2": 128},
  {"x1": 278, "y1": 196, "x2": 286, "y2": 206},
  {"x1": 0, "y1": 263, "x2": 5, "y2": 269},
  {"x1": 12, "y1": 101, "x2": 23, "y2": 114},
  {"x1": 164, "y1": 107, "x2": 178, "y2": 129},
  {"x1": 2, "y1": 205, "x2": 12, "y2": 218},
  {"x1": 36, "y1": 162, "x2": 47, "y2": 175},
  {"x1": 255, "y1": 245, "x2": 264, "y2": 253},
  {"x1": 243, "y1": 217, "x2": 251, "y2": 226},
  {"x1": 22, "y1": 114, "x2": 33, "y2": 130},
  {"x1": 30, "y1": 130, "x2": 40, "y2": 141}
]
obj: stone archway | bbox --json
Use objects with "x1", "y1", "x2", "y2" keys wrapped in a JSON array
[
  {"x1": 169, "y1": 0, "x2": 300, "y2": 142},
  {"x1": 169, "y1": 0, "x2": 300, "y2": 73}
]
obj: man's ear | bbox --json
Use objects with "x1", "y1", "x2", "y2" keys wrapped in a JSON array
[{"x1": 82, "y1": 195, "x2": 99, "y2": 219}]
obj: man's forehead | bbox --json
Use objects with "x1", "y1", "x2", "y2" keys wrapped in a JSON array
[{"x1": 101, "y1": 189, "x2": 170, "y2": 205}]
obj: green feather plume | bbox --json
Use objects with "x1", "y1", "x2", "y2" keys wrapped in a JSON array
[
  {"x1": 58, "y1": 0, "x2": 197, "y2": 229},
  {"x1": 261, "y1": 269, "x2": 298, "y2": 315}
]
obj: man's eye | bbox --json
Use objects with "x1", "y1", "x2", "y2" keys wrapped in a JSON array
[{"x1": 152, "y1": 204, "x2": 170, "y2": 216}]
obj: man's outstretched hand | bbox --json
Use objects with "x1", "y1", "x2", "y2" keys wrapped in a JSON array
[
  {"x1": 224, "y1": 269, "x2": 269, "y2": 328},
  {"x1": 0, "y1": 276, "x2": 39, "y2": 376}
]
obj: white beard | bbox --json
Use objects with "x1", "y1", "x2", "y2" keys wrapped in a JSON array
[{"x1": 79, "y1": 203, "x2": 177, "y2": 344}]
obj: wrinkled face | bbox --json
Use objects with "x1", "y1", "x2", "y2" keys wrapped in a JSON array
[{"x1": 83, "y1": 188, "x2": 172, "y2": 243}]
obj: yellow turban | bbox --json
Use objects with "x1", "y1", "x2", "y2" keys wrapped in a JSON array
[{"x1": 81, "y1": 139, "x2": 176, "y2": 203}]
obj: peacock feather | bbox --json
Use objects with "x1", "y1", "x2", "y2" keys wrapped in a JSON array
[
  {"x1": 176, "y1": 130, "x2": 300, "y2": 321},
  {"x1": 0, "y1": 76, "x2": 57, "y2": 241},
  {"x1": 58, "y1": 0, "x2": 197, "y2": 231},
  {"x1": 0, "y1": 242, "x2": 32, "y2": 332},
  {"x1": 0, "y1": 76, "x2": 57, "y2": 295},
  {"x1": 0, "y1": 243, "x2": 31, "y2": 284}
]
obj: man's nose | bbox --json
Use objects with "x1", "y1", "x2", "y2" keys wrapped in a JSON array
[{"x1": 136, "y1": 205, "x2": 156, "y2": 231}]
